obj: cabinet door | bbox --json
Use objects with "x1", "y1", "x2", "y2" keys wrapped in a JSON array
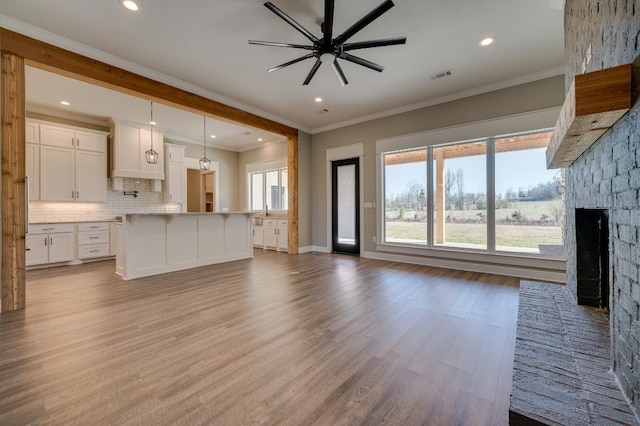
[
  {"x1": 75, "y1": 150, "x2": 107, "y2": 202},
  {"x1": 75, "y1": 130, "x2": 107, "y2": 153},
  {"x1": 166, "y1": 162, "x2": 184, "y2": 203},
  {"x1": 253, "y1": 226, "x2": 264, "y2": 247},
  {"x1": 49, "y1": 233, "x2": 74, "y2": 263},
  {"x1": 166, "y1": 144, "x2": 183, "y2": 163},
  {"x1": 40, "y1": 125, "x2": 74, "y2": 148},
  {"x1": 113, "y1": 124, "x2": 140, "y2": 175},
  {"x1": 26, "y1": 235, "x2": 48, "y2": 266},
  {"x1": 277, "y1": 226, "x2": 288, "y2": 251},
  {"x1": 41, "y1": 146, "x2": 75, "y2": 201},
  {"x1": 26, "y1": 143, "x2": 40, "y2": 201},
  {"x1": 26, "y1": 120, "x2": 39, "y2": 144},
  {"x1": 264, "y1": 227, "x2": 278, "y2": 248},
  {"x1": 139, "y1": 129, "x2": 164, "y2": 177}
]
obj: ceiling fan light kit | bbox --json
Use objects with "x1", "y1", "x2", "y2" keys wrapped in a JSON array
[{"x1": 249, "y1": 0, "x2": 407, "y2": 86}]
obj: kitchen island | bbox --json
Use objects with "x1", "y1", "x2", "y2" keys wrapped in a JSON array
[{"x1": 116, "y1": 212, "x2": 254, "y2": 280}]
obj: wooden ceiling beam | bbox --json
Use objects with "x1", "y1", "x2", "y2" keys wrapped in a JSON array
[{"x1": 0, "y1": 28, "x2": 298, "y2": 139}]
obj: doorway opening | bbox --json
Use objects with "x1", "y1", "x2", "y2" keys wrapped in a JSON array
[
  {"x1": 331, "y1": 158, "x2": 360, "y2": 255},
  {"x1": 187, "y1": 169, "x2": 216, "y2": 212}
]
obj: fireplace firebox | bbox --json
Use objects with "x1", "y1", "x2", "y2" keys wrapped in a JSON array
[{"x1": 575, "y1": 209, "x2": 609, "y2": 310}]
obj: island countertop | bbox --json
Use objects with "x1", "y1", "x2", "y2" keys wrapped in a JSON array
[{"x1": 123, "y1": 211, "x2": 254, "y2": 223}]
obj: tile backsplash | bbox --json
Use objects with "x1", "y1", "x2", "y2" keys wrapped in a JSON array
[{"x1": 29, "y1": 178, "x2": 182, "y2": 223}]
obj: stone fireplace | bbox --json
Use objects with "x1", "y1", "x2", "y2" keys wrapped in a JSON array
[{"x1": 564, "y1": 0, "x2": 640, "y2": 415}]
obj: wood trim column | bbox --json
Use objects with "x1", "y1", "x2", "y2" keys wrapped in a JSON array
[
  {"x1": 287, "y1": 134, "x2": 298, "y2": 254},
  {"x1": 1, "y1": 52, "x2": 26, "y2": 312}
]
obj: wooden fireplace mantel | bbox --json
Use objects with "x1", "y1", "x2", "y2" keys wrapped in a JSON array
[{"x1": 546, "y1": 64, "x2": 632, "y2": 169}]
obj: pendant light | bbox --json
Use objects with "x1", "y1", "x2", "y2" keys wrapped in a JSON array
[
  {"x1": 145, "y1": 101, "x2": 159, "y2": 164},
  {"x1": 199, "y1": 115, "x2": 212, "y2": 170}
]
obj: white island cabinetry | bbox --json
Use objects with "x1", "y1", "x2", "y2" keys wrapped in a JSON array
[{"x1": 117, "y1": 212, "x2": 254, "y2": 280}]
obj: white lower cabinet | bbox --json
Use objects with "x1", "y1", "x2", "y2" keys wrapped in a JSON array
[
  {"x1": 253, "y1": 225, "x2": 264, "y2": 247},
  {"x1": 77, "y1": 223, "x2": 110, "y2": 259},
  {"x1": 26, "y1": 224, "x2": 75, "y2": 266},
  {"x1": 277, "y1": 220, "x2": 288, "y2": 252},
  {"x1": 262, "y1": 218, "x2": 288, "y2": 252}
]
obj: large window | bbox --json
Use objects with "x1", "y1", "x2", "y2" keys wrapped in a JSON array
[
  {"x1": 494, "y1": 134, "x2": 562, "y2": 253},
  {"x1": 382, "y1": 130, "x2": 563, "y2": 257},
  {"x1": 249, "y1": 167, "x2": 288, "y2": 211}
]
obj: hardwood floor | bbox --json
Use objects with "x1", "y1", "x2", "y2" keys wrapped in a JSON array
[{"x1": 1, "y1": 251, "x2": 520, "y2": 425}]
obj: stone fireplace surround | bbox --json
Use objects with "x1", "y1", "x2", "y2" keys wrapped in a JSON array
[{"x1": 564, "y1": 0, "x2": 640, "y2": 416}]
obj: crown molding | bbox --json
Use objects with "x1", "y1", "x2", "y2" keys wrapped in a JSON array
[{"x1": 310, "y1": 65, "x2": 565, "y2": 135}]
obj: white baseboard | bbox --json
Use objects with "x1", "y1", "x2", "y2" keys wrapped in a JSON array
[
  {"x1": 311, "y1": 246, "x2": 330, "y2": 253},
  {"x1": 297, "y1": 246, "x2": 313, "y2": 254},
  {"x1": 363, "y1": 251, "x2": 567, "y2": 283}
]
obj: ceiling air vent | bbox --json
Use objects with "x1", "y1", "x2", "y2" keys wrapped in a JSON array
[
  {"x1": 430, "y1": 70, "x2": 453, "y2": 80},
  {"x1": 241, "y1": 131, "x2": 252, "y2": 136}
]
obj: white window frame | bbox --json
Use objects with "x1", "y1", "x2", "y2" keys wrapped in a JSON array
[
  {"x1": 247, "y1": 158, "x2": 288, "y2": 212},
  {"x1": 376, "y1": 107, "x2": 564, "y2": 265}
]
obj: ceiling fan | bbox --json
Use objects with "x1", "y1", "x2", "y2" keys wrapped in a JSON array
[{"x1": 249, "y1": 0, "x2": 407, "y2": 86}]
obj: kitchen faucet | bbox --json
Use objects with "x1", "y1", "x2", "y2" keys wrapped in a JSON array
[{"x1": 265, "y1": 205, "x2": 269, "y2": 217}]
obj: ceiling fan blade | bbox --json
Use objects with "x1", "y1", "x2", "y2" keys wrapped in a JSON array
[
  {"x1": 333, "y1": 0, "x2": 395, "y2": 45},
  {"x1": 331, "y1": 59, "x2": 348, "y2": 86},
  {"x1": 323, "y1": 0, "x2": 335, "y2": 47},
  {"x1": 249, "y1": 40, "x2": 315, "y2": 50},
  {"x1": 342, "y1": 36, "x2": 406, "y2": 51},
  {"x1": 302, "y1": 58, "x2": 323, "y2": 85},
  {"x1": 264, "y1": 2, "x2": 319, "y2": 44},
  {"x1": 339, "y1": 53, "x2": 385, "y2": 72},
  {"x1": 268, "y1": 53, "x2": 316, "y2": 73}
]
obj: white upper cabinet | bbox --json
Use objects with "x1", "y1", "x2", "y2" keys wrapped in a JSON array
[
  {"x1": 40, "y1": 124, "x2": 74, "y2": 148},
  {"x1": 25, "y1": 120, "x2": 39, "y2": 144},
  {"x1": 26, "y1": 142, "x2": 39, "y2": 201},
  {"x1": 29, "y1": 119, "x2": 108, "y2": 202},
  {"x1": 110, "y1": 118, "x2": 165, "y2": 180},
  {"x1": 164, "y1": 143, "x2": 185, "y2": 205},
  {"x1": 41, "y1": 145, "x2": 75, "y2": 201}
]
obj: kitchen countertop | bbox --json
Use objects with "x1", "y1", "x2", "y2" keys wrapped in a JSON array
[{"x1": 30, "y1": 218, "x2": 123, "y2": 224}]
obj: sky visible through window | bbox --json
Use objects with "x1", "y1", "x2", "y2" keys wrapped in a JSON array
[{"x1": 386, "y1": 148, "x2": 556, "y2": 196}]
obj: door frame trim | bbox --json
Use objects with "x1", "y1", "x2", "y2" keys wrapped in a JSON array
[{"x1": 325, "y1": 144, "x2": 364, "y2": 256}]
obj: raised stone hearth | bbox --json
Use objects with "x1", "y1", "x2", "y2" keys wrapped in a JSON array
[{"x1": 510, "y1": 281, "x2": 638, "y2": 425}]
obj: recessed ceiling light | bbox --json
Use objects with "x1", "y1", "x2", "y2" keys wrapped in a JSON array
[
  {"x1": 59, "y1": 100, "x2": 70, "y2": 106},
  {"x1": 480, "y1": 37, "x2": 495, "y2": 47},
  {"x1": 258, "y1": 138, "x2": 263, "y2": 142},
  {"x1": 315, "y1": 97, "x2": 323, "y2": 103},
  {"x1": 149, "y1": 120, "x2": 156, "y2": 125},
  {"x1": 210, "y1": 135, "x2": 216, "y2": 139},
  {"x1": 119, "y1": 0, "x2": 139, "y2": 11}
]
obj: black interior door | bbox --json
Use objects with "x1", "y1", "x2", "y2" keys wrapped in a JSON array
[{"x1": 332, "y1": 158, "x2": 360, "y2": 255}]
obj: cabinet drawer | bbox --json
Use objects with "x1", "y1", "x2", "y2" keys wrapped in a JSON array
[
  {"x1": 29, "y1": 224, "x2": 74, "y2": 234},
  {"x1": 264, "y1": 219, "x2": 278, "y2": 227},
  {"x1": 78, "y1": 222, "x2": 109, "y2": 232},
  {"x1": 78, "y1": 243, "x2": 110, "y2": 259},
  {"x1": 278, "y1": 220, "x2": 288, "y2": 227},
  {"x1": 78, "y1": 231, "x2": 109, "y2": 245}
]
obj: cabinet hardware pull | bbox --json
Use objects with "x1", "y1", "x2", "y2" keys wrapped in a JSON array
[
  {"x1": 90, "y1": 236, "x2": 100, "y2": 239},
  {"x1": 44, "y1": 238, "x2": 47, "y2": 246},
  {"x1": 43, "y1": 227, "x2": 54, "y2": 231},
  {"x1": 50, "y1": 237, "x2": 53, "y2": 246},
  {"x1": 77, "y1": 191, "x2": 79, "y2": 199},
  {"x1": 89, "y1": 226, "x2": 99, "y2": 229},
  {"x1": 90, "y1": 250, "x2": 99, "y2": 253},
  {"x1": 77, "y1": 138, "x2": 79, "y2": 147}
]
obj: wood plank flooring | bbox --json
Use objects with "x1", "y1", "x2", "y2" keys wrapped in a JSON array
[{"x1": 1, "y1": 251, "x2": 520, "y2": 425}]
